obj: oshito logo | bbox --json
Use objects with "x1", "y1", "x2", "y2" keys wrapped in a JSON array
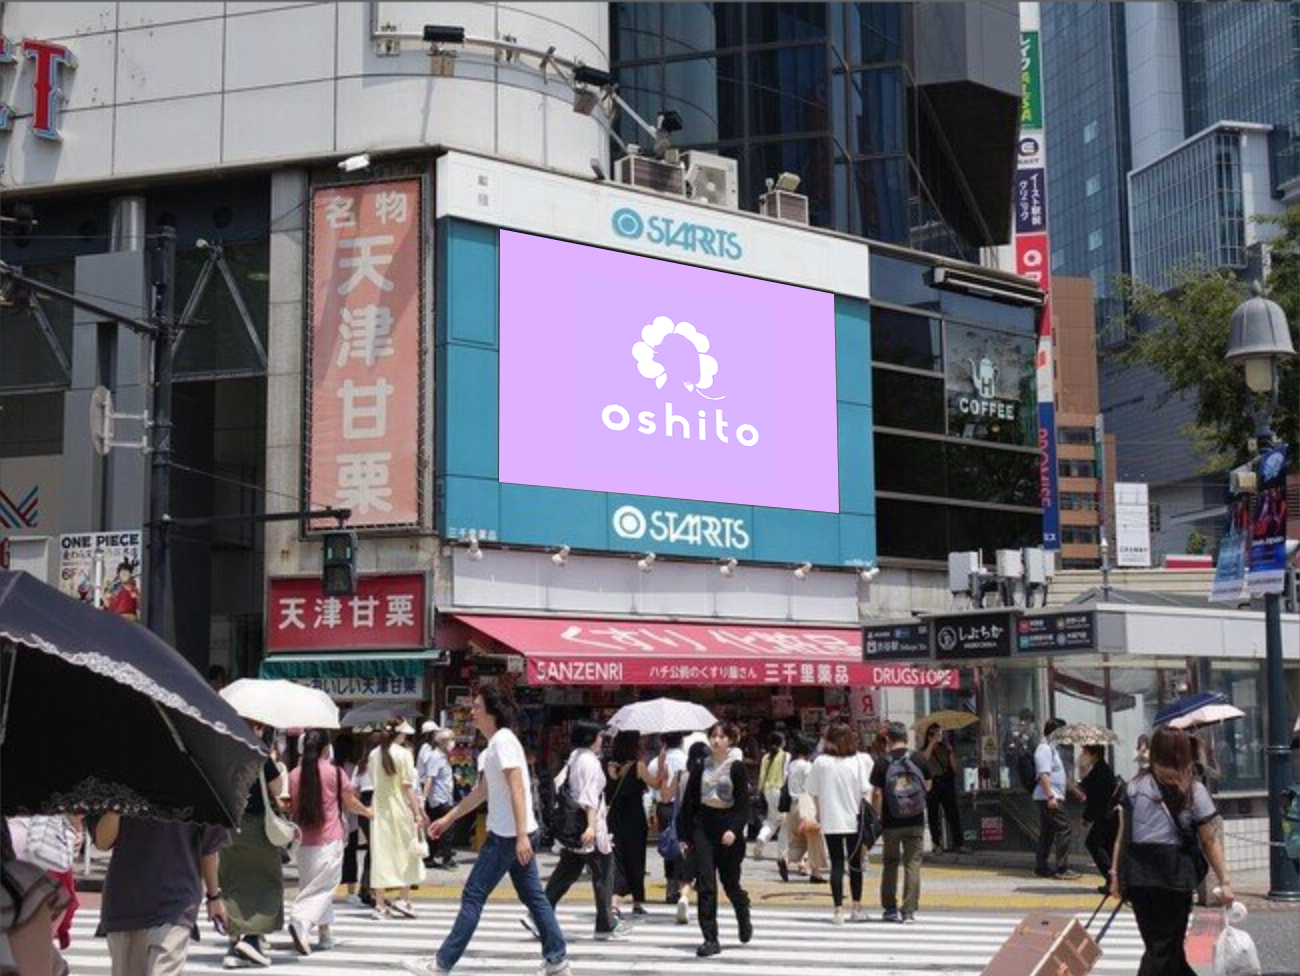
[
  {"x1": 610, "y1": 207, "x2": 742, "y2": 260},
  {"x1": 600, "y1": 315, "x2": 759, "y2": 447},
  {"x1": 612, "y1": 504, "x2": 750, "y2": 552}
]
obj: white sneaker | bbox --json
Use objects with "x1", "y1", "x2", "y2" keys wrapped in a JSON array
[
  {"x1": 675, "y1": 898, "x2": 689, "y2": 925},
  {"x1": 850, "y1": 908, "x2": 871, "y2": 923},
  {"x1": 595, "y1": 922, "x2": 633, "y2": 941},
  {"x1": 222, "y1": 952, "x2": 250, "y2": 970},
  {"x1": 288, "y1": 920, "x2": 312, "y2": 956},
  {"x1": 831, "y1": 907, "x2": 844, "y2": 926},
  {"x1": 317, "y1": 925, "x2": 334, "y2": 951},
  {"x1": 536, "y1": 961, "x2": 572, "y2": 976},
  {"x1": 400, "y1": 957, "x2": 451, "y2": 975},
  {"x1": 232, "y1": 938, "x2": 271, "y2": 967}
]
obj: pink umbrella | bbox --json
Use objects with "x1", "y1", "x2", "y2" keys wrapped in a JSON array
[{"x1": 1167, "y1": 703, "x2": 1245, "y2": 730}]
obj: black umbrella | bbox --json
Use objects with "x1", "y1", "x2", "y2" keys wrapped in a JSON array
[{"x1": 0, "y1": 570, "x2": 265, "y2": 826}]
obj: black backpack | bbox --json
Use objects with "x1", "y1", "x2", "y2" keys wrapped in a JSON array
[
  {"x1": 1016, "y1": 752, "x2": 1039, "y2": 795},
  {"x1": 547, "y1": 759, "x2": 587, "y2": 850}
]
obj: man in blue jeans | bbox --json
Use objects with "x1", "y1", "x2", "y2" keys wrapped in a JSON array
[{"x1": 401, "y1": 686, "x2": 570, "y2": 975}]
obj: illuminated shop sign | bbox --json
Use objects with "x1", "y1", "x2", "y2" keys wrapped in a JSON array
[{"x1": 0, "y1": 36, "x2": 76, "y2": 139}]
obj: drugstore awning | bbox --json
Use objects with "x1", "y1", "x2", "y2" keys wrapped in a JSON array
[{"x1": 452, "y1": 615, "x2": 958, "y2": 688}]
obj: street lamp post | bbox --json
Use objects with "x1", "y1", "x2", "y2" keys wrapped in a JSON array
[{"x1": 1225, "y1": 283, "x2": 1299, "y2": 902}]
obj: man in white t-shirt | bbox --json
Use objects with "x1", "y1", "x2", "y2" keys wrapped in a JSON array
[
  {"x1": 648, "y1": 732, "x2": 689, "y2": 901},
  {"x1": 402, "y1": 687, "x2": 570, "y2": 976}
]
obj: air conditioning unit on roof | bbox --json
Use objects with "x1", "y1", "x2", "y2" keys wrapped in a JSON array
[
  {"x1": 682, "y1": 151, "x2": 738, "y2": 209},
  {"x1": 614, "y1": 154, "x2": 685, "y2": 196},
  {"x1": 759, "y1": 189, "x2": 809, "y2": 225}
]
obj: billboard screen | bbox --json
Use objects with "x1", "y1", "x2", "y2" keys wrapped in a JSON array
[{"x1": 498, "y1": 230, "x2": 840, "y2": 513}]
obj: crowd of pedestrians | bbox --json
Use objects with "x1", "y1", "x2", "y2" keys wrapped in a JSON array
[{"x1": 0, "y1": 691, "x2": 1243, "y2": 976}]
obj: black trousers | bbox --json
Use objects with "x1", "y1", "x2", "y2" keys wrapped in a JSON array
[
  {"x1": 1084, "y1": 818, "x2": 1117, "y2": 879},
  {"x1": 545, "y1": 848, "x2": 615, "y2": 934},
  {"x1": 425, "y1": 800, "x2": 454, "y2": 862},
  {"x1": 611, "y1": 821, "x2": 648, "y2": 904},
  {"x1": 1129, "y1": 887, "x2": 1196, "y2": 976},
  {"x1": 342, "y1": 828, "x2": 360, "y2": 885},
  {"x1": 824, "y1": 832, "x2": 865, "y2": 907},
  {"x1": 358, "y1": 789, "x2": 374, "y2": 896},
  {"x1": 656, "y1": 802, "x2": 681, "y2": 898},
  {"x1": 926, "y1": 775, "x2": 963, "y2": 850},
  {"x1": 1035, "y1": 800, "x2": 1072, "y2": 872},
  {"x1": 692, "y1": 808, "x2": 750, "y2": 943}
]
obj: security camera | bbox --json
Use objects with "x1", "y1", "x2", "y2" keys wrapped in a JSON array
[
  {"x1": 551, "y1": 545, "x2": 571, "y2": 567},
  {"x1": 338, "y1": 153, "x2": 371, "y2": 173},
  {"x1": 793, "y1": 562, "x2": 813, "y2": 581},
  {"x1": 719, "y1": 558, "x2": 738, "y2": 578},
  {"x1": 860, "y1": 565, "x2": 881, "y2": 583},
  {"x1": 637, "y1": 552, "x2": 656, "y2": 573},
  {"x1": 467, "y1": 538, "x2": 483, "y2": 562}
]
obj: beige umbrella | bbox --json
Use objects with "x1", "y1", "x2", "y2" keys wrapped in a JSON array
[
  {"x1": 913, "y1": 710, "x2": 979, "y2": 732},
  {"x1": 1049, "y1": 723, "x2": 1118, "y2": 746}
]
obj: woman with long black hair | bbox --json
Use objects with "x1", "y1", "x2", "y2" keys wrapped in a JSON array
[
  {"x1": 605, "y1": 730, "x2": 665, "y2": 918},
  {"x1": 287, "y1": 730, "x2": 373, "y2": 955},
  {"x1": 1111, "y1": 726, "x2": 1234, "y2": 976},
  {"x1": 676, "y1": 721, "x2": 752, "y2": 958}
]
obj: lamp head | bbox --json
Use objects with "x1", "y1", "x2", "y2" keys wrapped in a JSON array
[{"x1": 1225, "y1": 284, "x2": 1295, "y2": 394}]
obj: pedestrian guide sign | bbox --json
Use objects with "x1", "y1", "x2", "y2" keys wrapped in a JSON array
[
  {"x1": 931, "y1": 611, "x2": 1015, "y2": 660},
  {"x1": 1015, "y1": 610, "x2": 1096, "y2": 654}
]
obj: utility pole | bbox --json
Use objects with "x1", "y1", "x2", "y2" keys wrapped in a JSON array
[{"x1": 145, "y1": 227, "x2": 176, "y2": 638}]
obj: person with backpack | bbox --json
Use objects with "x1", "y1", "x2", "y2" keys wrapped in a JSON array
[
  {"x1": 1111, "y1": 726, "x2": 1233, "y2": 976},
  {"x1": 869, "y1": 721, "x2": 931, "y2": 923},
  {"x1": 807, "y1": 721, "x2": 874, "y2": 924},
  {"x1": 1034, "y1": 718, "x2": 1081, "y2": 880},
  {"x1": 526, "y1": 721, "x2": 631, "y2": 942},
  {"x1": 647, "y1": 732, "x2": 689, "y2": 903},
  {"x1": 1070, "y1": 743, "x2": 1119, "y2": 894}
]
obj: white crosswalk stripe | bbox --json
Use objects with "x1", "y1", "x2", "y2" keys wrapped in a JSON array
[{"x1": 63, "y1": 903, "x2": 1146, "y2": 975}]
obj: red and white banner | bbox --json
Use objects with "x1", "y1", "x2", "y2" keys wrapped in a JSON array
[
  {"x1": 456, "y1": 615, "x2": 958, "y2": 688},
  {"x1": 308, "y1": 179, "x2": 422, "y2": 527},
  {"x1": 267, "y1": 574, "x2": 427, "y2": 651}
]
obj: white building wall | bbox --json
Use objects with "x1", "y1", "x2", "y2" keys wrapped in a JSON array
[{"x1": 0, "y1": 2, "x2": 609, "y2": 189}]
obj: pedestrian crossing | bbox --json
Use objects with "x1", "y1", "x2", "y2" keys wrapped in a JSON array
[{"x1": 63, "y1": 902, "x2": 1147, "y2": 975}]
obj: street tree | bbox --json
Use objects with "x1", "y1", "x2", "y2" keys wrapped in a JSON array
[{"x1": 1112, "y1": 207, "x2": 1299, "y2": 473}]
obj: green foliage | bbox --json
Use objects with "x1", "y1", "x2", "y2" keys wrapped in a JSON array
[
  {"x1": 1185, "y1": 529, "x2": 1207, "y2": 556},
  {"x1": 1111, "y1": 207, "x2": 1299, "y2": 471}
]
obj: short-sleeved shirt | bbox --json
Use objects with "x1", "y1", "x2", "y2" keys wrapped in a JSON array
[
  {"x1": 807, "y1": 753, "x2": 873, "y2": 834},
  {"x1": 1032, "y1": 742, "x2": 1066, "y2": 801},
  {"x1": 1126, "y1": 777, "x2": 1217, "y2": 845},
  {"x1": 786, "y1": 757, "x2": 813, "y2": 797},
  {"x1": 290, "y1": 759, "x2": 354, "y2": 846},
  {"x1": 95, "y1": 817, "x2": 228, "y2": 933},
  {"x1": 648, "y1": 747, "x2": 687, "y2": 803},
  {"x1": 870, "y1": 748, "x2": 930, "y2": 829},
  {"x1": 478, "y1": 727, "x2": 537, "y2": 838},
  {"x1": 425, "y1": 749, "x2": 454, "y2": 806},
  {"x1": 245, "y1": 758, "x2": 282, "y2": 816}
]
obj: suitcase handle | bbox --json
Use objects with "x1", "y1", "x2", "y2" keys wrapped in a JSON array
[{"x1": 1084, "y1": 892, "x2": 1125, "y2": 944}]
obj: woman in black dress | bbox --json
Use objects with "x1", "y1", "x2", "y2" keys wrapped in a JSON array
[{"x1": 605, "y1": 730, "x2": 665, "y2": 918}]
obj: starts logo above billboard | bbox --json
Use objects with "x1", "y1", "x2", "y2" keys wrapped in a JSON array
[{"x1": 498, "y1": 231, "x2": 839, "y2": 513}]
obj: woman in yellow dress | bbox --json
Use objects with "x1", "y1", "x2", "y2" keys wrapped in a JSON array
[{"x1": 367, "y1": 720, "x2": 427, "y2": 919}]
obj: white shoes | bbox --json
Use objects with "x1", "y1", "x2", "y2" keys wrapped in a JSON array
[
  {"x1": 831, "y1": 907, "x2": 845, "y2": 926},
  {"x1": 850, "y1": 908, "x2": 872, "y2": 923},
  {"x1": 400, "y1": 958, "x2": 450, "y2": 976},
  {"x1": 675, "y1": 898, "x2": 689, "y2": 925},
  {"x1": 288, "y1": 920, "x2": 312, "y2": 956},
  {"x1": 536, "y1": 961, "x2": 572, "y2": 976}
]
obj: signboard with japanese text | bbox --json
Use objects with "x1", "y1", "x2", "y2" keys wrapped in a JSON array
[
  {"x1": 456, "y1": 615, "x2": 957, "y2": 688},
  {"x1": 308, "y1": 178, "x2": 423, "y2": 528},
  {"x1": 58, "y1": 531, "x2": 142, "y2": 619},
  {"x1": 293, "y1": 674, "x2": 425, "y2": 701},
  {"x1": 267, "y1": 573, "x2": 427, "y2": 651},
  {"x1": 863, "y1": 621, "x2": 930, "y2": 660},
  {"x1": 1015, "y1": 610, "x2": 1096, "y2": 655},
  {"x1": 931, "y1": 611, "x2": 1015, "y2": 660},
  {"x1": 1114, "y1": 482, "x2": 1152, "y2": 567}
]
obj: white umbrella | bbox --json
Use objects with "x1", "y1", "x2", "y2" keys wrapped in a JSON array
[
  {"x1": 607, "y1": 698, "x2": 718, "y2": 735},
  {"x1": 1166, "y1": 702, "x2": 1245, "y2": 730},
  {"x1": 220, "y1": 678, "x2": 339, "y2": 730}
]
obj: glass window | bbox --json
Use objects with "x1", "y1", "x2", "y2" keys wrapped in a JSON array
[
  {"x1": 849, "y1": 68, "x2": 904, "y2": 155},
  {"x1": 848, "y1": 2, "x2": 905, "y2": 65},
  {"x1": 871, "y1": 369, "x2": 945, "y2": 433},
  {"x1": 1051, "y1": 662, "x2": 1109, "y2": 781},
  {"x1": 1083, "y1": 120, "x2": 1099, "y2": 144},
  {"x1": 1058, "y1": 428, "x2": 1094, "y2": 446},
  {"x1": 172, "y1": 238, "x2": 270, "y2": 379},
  {"x1": 0, "y1": 391, "x2": 64, "y2": 456},
  {"x1": 663, "y1": 56, "x2": 743, "y2": 145},
  {"x1": 1061, "y1": 526, "x2": 1100, "y2": 545},
  {"x1": 946, "y1": 505, "x2": 1041, "y2": 554},
  {"x1": 1088, "y1": 229, "x2": 1103, "y2": 251},
  {"x1": 1205, "y1": 664, "x2": 1264, "y2": 791},
  {"x1": 869, "y1": 255, "x2": 940, "y2": 310},
  {"x1": 747, "y1": 45, "x2": 830, "y2": 137},
  {"x1": 663, "y1": 3, "x2": 743, "y2": 56},
  {"x1": 1060, "y1": 492, "x2": 1099, "y2": 512},
  {"x1": 746, "y1": 3, "x2": 828, "y2": 43},
  {"x1": 612, "y1": 3, "x2": 661, "y2": 61},
  {"x1": 871, "y1": 306, "x2": 941, "y2": 371},
  {"x1": 0, "y1": 260, "x2": 74, "y2": 391},
  {"x1": 874, "y1": 433, "x2": 945, "y2": 497},
  {"x1": 938, "y1": 291, "x2": 1038, "y2": 333},
  {"x1": 877, "y1": 498, "x2": 949, "y2": 560},
  {"x1": 945, "y1": 442, "x2": 1040, "y2": 508},
  {"x1": 854, "y1": 156, "x2": 908, "y2": 243},
  {"x1": 1060, "y1": 459, "x2": 1097, "y2": 478},
  {"x1": 1085, "y1": 175, "x2": 1101, "y2": 197},
  {"x1": 741, "y1": 138, "x2": 834, "y2": 227},
  {"x1": 944, "y1": 324, "x2": 1037, "y2": 447},
  {"x1": 613, "y1": 64, "x2": 663, "y2": 148}
]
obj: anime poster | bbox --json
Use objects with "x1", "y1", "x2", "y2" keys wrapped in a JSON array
[{"x1": 58, "y1": 531, "x2": 142, "y2": 620}]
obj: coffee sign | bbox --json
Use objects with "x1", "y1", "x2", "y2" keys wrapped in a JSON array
[{"x1": 945, "y1": 325, "x2": 1035, "y2": 446}]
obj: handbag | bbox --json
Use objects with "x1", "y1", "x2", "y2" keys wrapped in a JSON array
[
  {"x1": 408, "y1": 827, "x2": 428, "y2": 858},
  {"x1": 857, "y1": 799, "x2": 883, "y2": 850},
  {"x1": 777, "y1": 781, "x2": 792, "y2": 814},
  {"x1": 260, "y1": 769, "x2": 298, "y2": 849}
]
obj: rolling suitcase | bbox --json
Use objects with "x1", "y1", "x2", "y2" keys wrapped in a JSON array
[{"x1": 979, "y1": 895, "x2": 1123, "y2": 976}]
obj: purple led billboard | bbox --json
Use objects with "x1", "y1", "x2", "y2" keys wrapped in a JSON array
[{"x1": 498, "y1": 230, "x2": 840, "y2": 512}]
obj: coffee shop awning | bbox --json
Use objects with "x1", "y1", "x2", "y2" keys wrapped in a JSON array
[{"x1": 452, "y1": 614, "x2": 958, "y2": 688}]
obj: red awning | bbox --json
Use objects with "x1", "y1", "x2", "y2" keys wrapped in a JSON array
[{"x1": 454, "y1": 615, "x2": 957, "y2": 688}]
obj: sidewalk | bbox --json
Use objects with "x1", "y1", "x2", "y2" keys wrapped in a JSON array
[{"x1": 74, "y1": 843, "x2": 1282, "y2": 914}]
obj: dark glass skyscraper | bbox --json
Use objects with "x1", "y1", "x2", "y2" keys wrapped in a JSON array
[{"x1": 609, "y1": 3, "x2": 1021, "y2": 261}]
